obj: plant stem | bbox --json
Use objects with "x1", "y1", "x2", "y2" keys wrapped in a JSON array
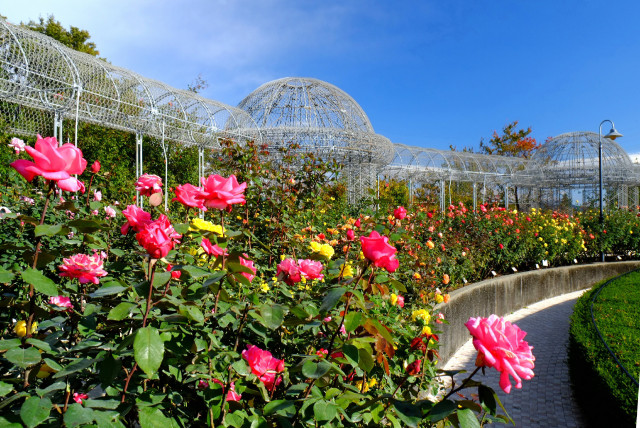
[
  {"x1": 142, "y1": 261, "x2": 158, "y2": 328},
  {"x1": 442, "y1": 366, "x2": 482, "y2": 400}
]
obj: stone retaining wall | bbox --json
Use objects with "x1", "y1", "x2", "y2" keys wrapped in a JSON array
[{"x1": 437, "y1": 261, "x2": 640, "y2": 365}]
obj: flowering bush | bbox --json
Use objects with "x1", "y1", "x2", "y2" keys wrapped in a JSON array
[{"x1": 0, "y1": 135, "x2": 636, "y2": 426}]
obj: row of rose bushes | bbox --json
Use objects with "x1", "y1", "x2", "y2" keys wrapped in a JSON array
[{"x1": 0, "y1": 135, "x2": 635, "y2": 427}]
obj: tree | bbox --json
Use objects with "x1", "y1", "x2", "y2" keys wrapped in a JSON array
[
  {"x1": 479, "y1": 121, "x2": 540, "y2": 159},
  {"x1": 480, "y1": 121, "x2": 541, "y2": 211},
  {"x1": 23, "y1": 15, "x2": 100, "y2": 57}
]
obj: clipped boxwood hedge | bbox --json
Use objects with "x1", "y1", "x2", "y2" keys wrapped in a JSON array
[{"x1": 569, "y1": 271, "x2": 640, "y2": 426}]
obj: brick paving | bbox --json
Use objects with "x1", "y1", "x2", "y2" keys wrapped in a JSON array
[{"x1": 442, "y1": 290, "x2": 588, "y2": 427}]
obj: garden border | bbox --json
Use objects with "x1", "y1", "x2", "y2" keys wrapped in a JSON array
[{"x1": 436, "y1": 261, "x2": 640, "y2": 365}]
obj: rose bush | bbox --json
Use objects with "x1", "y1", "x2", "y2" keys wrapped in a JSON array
[{"x1": 0, "y1": 135, "x2": 638, "y2": 426}]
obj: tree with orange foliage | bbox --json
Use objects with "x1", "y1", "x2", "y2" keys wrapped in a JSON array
[{"x1": 480, "y1": 121, "x2": 541, "y2": 159}]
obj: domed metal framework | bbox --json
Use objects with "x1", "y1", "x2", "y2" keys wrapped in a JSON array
[
  {"x1": 1, "y1": 18, "x2": 638, "y2": 211},
  {"x1": 515, "y1": 132, "x2": 640, "y2": 210},
  {"x1": 228, "y1": 77, "x2": 394, "y2": 202}
]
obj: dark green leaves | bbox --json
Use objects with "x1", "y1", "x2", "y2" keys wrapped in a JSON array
[
  {"x1": 35, "y1": 224, "x2": 67, "y2": 237},
  {"x1": 259, "y1": 304, "x2": 285, "y2": 330},
  {"x1": 302, "y1": 359, "x2": 332, "y2": 379},
  {"x1": 134, "y1": 327, "x2": 164, "y2": 377},
  {"x1": 5, "y1": 347, "x2": 41, "y2": 368},
  {"x1": 319, "y1": 287, "x2": 346, "y2": 314},
  {"x1": 20, "y1": 396, "x2": 51, "y2": 428},
  {"x1": 21, "y1": 269, "x2": 58, "y2": 296}
]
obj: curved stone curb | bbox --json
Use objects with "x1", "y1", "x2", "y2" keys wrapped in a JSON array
[{"x1": 436, "y1": 261, "x2": 640, "y2": 365}]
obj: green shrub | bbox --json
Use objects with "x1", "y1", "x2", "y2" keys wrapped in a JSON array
[{"x1": 569, "y1": 271, "x2": 640, "y2": 426}]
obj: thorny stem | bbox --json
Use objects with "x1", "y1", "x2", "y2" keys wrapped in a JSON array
[
  {"x1": 122, "y1": 261, "x2": 157, "y2": 403},
  {"x1": 442, "y1": 366, "x2": 482, "y2": 400},
  {"x1": 84, "y1": 173, "x2": 95, "y2": 206},
  {"x1": 23, "y1": 180, "x2": 55, "y2": 387}
]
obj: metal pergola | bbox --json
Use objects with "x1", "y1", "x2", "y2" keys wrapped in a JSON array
[{"x1": 1, "y1": 18, "x2": 639, "y2": 211}]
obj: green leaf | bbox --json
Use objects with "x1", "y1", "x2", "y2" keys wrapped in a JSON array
[
  {"x1": 263, "y1": 400, "x2": 296, "y2": 417},
  {"x1": 5, "y1": 347, "x2": 41, "y2": 368},
  {"x1": 389, "y1": 279, "x2": 407, "y2": 293},
  {"x1": 21, "y1": 269, "x2": 58, "y2": 296},
  {"x1": 427, "y1": 399, "x2": 457, "y2": 422},
  {"x1": 0, "y1": 267, "x2": 15, "y2": 283},
  {"x1": 134, "y1": 326, "x2": 164, "y2": 377},
  {"x1": 357, "y1": 347, "x2": 374, "y2": 372},
  {"x1": 478, "y1": 385, "x2": 497, "y2": 415},
  {"x1": 313, "y1": 400, "x2": 338, "y2": 422},
  {"x1": 178, "y1": 305, "x2": 204, "y2": 324},
  {"x1": 109, "y1": 248, "x2": 125, "y2": 257},
  {"x1": 344, "y1": 312, "x2": 363, "y2": 333},
  {"x1": 64, "y1": 403, "x2": 94, "y2": 427},
  {"x1": 457, "y1": 408, "x2": 481, "y2": 428},
  {"x1": 93, "y1": 410, "x2": 126, "y2": 428},
  {"x1": 393, "y1": 400, "x2": 422, "y2": 428},
  {"x1": 35, "y1": 381, "x2": 66, "y2": 398},
  {"x1": 26, "y1": 338, "x2": 52, "y2": 353},
  {"x1": 34, "y1": 224, "x2": 63, "y2": 237},
  {"x1": 90, "y1": 285, "x2": 127, "y2": 298},
  {"x1": 68, "y1": 219, "x2": 104, "y2": 233},
  {"x1": 231, "y1": 359, "x2": 251, "y2": 376},
  {"x1": 181, "y1": 265, "x2": 210, "y2": 278},
  {"x1": 0, "y1": 338, "x2": 22, "y2": 351},
  {"x1": 20, "y1": 396, "x2": 52, "y2": 428},
  {"x1": 107, "y1": 302, "x2": 137, "y2": 321},
  {"x1": 173, "y1": 223, "x2": 189, "y2": 235},
  {"x1": 342, "y1": 344, "x2": 360, "y2": 365},
  {"x1": 152, "y1": 271, "x2": 171, "y2": 288},
  {"x1": 53, "y1": 358, "x2": 94, "y2": 378},
  {"x1": 319, "y1": 287, "x2": 346, "y2": 314},
  {"x1": 138, "y1": 407, "x2": 180, "y2": 428},
  {"x1": 0, "y1": 381, "x2": 13, "y2": 397},
  {"x1": 260, "y1": 304, "x2": 285, "y2": 330},
  {"x1": 302, "y1": 359, "x2": 332, "y2": 379}
]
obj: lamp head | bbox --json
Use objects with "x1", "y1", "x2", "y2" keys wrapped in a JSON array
[{"x1": 604, "y1": 128, "x2": 623, "y2": 140}]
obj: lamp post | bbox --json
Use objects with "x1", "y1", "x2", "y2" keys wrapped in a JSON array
[{"x1": 598, "y1": 119, "x2": 623, "y2": 262}]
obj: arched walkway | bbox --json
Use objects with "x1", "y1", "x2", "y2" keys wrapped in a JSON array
[{"x1": 442, "y1": 290, "x2": 588, "y2": 427}]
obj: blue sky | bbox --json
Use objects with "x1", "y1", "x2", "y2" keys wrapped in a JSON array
[{"x1": 3, "y1": 0, "x2": 640, "y2": 156}]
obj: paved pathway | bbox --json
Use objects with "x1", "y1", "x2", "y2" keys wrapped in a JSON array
[{"x1": 442, "y1": 290, "x2": 588, "y2": 427}]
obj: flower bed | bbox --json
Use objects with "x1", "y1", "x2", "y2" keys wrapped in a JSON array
[{"x1": 0, "y1": 135, "x2": 639, "y2": 426}]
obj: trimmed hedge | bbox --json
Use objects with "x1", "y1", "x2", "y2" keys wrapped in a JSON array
[{"x1": 569, "y1": 271, "x2": 640, "y2": 426}]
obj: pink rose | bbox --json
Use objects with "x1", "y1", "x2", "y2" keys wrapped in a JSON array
[
  {"x1": 277, "y1": 258, "x2": 302, "y2": 285},
  {"x1": 8, "y1": 137, "x2": 25, "y2": 154},
  {"x1": 73, "y1": 392, "x2": 88, "y2": 404},
  {"x1": 465, "y1": 315, "x2": 535, "y2": 394},
  {"x1": 166, "y1": 264, "x2": 181, "y2": 279},
  {"x1": 135, "y1": 174, "x2": 163, "y2": 197},
  {"x1": 239, "y1": 255, "x2": 257, "y2": 283},
  {"x1": 242, "y1": 344, "x2": 285, "y2": 391},
  {"x1": 172, "y1": 183, "x2": 206, "y2": 210},
  {"x1": 91, "y1": 160, "x2": 100, "y2": 174},
  {"x1": 354, "y1": 218, "x2": 361, "y2": 228},
  {"x1": 136, "y1": 215, "x2": 181, "y2": 259},
  {"x1": 11, "y1": 135, "x2": 86, "y2": 192},
  {"x1": 212, "y1": 379, "x2": 242, "y2": 402},
  {"x1": 397, "y1": 295, "x2": 405, "y2": 308},
  {"x1": 49, "y1": 295, "x2": 72, "y2": 310},
  {"x1": 93, "y1": 189, "x2": 102, "y2": 201},
  {"x1": 298, "y1": 259, "x2": 324, "y2": 281},
  {"x1": 360, "y1": 231, "x2": 399, "y2": 273},
  {"x1": 121, "y1": 205, "x2": 152, "y2": 234},
  {"x1": 393, "y1": 206, "x2": 407, "y2": 220},
  {"x1": 201, "y1": 237, "x2": 228, "y2": 257},
  {"x1": 59, "y1": 253, "x2": 107, "y2": 285},
  {"x1": 104, "y1": 206, "x2": 116, "y2": 218},
  {"x1": 200, "y1": 174, "x2": 247, "y2": 210}
]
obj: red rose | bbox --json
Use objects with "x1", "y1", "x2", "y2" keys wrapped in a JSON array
[
  {"x1": 11, "y1": 135, "x2": 86, "y2": 192},
  {"x1": 200, "y1": 174, "x2": 247, "y2": 210},
  {"x1": 277, "y1": 258, "x2": 302, "y2": 285},
  {"x1": 172, "y1": 183, "x2": 206, "y2": 210},
  {"x1": 201, "y1": 237, "x2": 228, "y2": 257},
  {"x1": 91, "y1": 160, "x2": 101, "y2": 174},
  {"x1": 239, "y1": 255, "x2": 257, "y2": 283},
  {"x1": 242, "y1": 345, "x2": 285, "y2": 391},
  {"x1": 136, "y1": 215, "x2": 181, "y2": 259},
  {"x1": 393, "y1": 206, "x2": 407, "y2": 220},
  {"x1": 121, "y1": 205, "x2": 152, "y2": 234},
  {"x1": 360, "y1": 231, "x2": 399, "y2": 273},
  {"x1": 406, "y1": 359, "x2": 421, "y2": 376},
  {"x1": 346, "y1": 229, "x2": 355, "y2": 241}
]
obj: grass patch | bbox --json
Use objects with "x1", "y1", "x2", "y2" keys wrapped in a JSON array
[{"x1": 569, "y1": 270, "x2": 640, "y2": 426}]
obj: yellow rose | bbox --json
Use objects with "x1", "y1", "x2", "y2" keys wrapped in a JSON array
[
  {"x1": 14, "y1": 320, "x2": 37, "y2": 338},
  {"x1": 435, "y1": 294, "x2": 444, "y2": 304},
  {"x1": 390, "y1": 293, "x2": 398, "y2": 306}
]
